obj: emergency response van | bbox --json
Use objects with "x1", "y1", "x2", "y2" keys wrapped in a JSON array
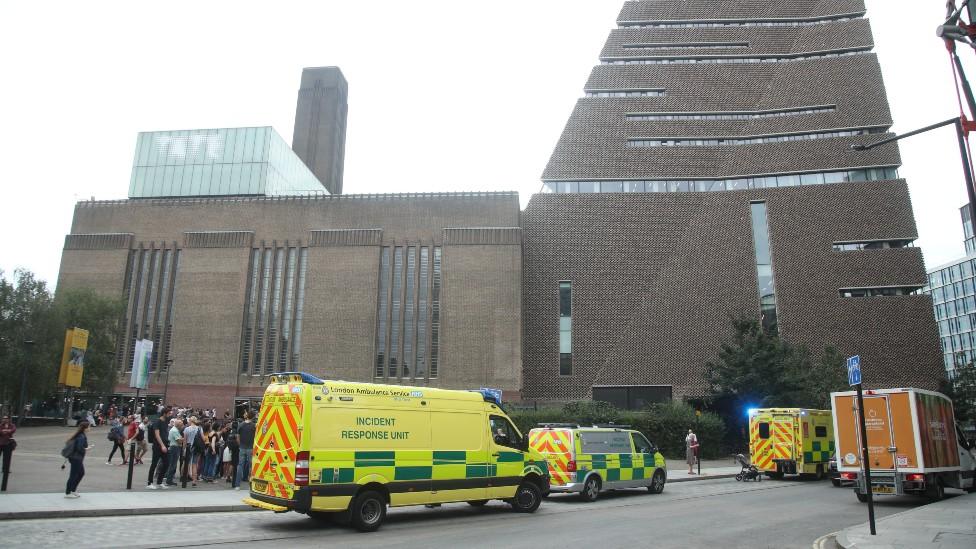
[
  {"x1": 748, "y1": 408, "x2": 834, "y2": 479},
  {"x1": 527, "y1": 424, "x2": 666, "y2": 502},
  {"x1": 832, "y1": 387, "x2": 976, "y2": 501},
  {"x1": 242, "y1": 373, "x2": 549, "y2": 532}
]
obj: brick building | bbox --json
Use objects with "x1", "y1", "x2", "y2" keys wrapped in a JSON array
[{"x1": 520, "y1": 0, "x2": 944, "y2": 404}]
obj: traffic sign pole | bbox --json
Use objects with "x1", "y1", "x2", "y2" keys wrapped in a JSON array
[{"x1": 848, "y1": 355, "x2": 876, "y2": 536}]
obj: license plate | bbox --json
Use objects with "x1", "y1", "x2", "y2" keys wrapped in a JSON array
[
  {"x1": 872, "y1": 486, "x2": 894, "y2": 494},
  {"x1": 252, "y1": 479, "x2": 268, "y2": 492}
]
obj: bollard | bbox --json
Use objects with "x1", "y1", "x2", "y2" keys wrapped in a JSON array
[
  {"x1": 126, "y1": 440, "x2": 136, "y2": 489},
  {"x1": 1, "y1": 470, "x2": 8, "y2": 492}
]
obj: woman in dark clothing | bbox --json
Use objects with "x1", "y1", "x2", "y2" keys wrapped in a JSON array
[
  {"x1": 65, "y1": 420, "x2": 91, "y2": 498},
  {"x1": 0, "y1": 415, "x2": 16, "y2": 482}
]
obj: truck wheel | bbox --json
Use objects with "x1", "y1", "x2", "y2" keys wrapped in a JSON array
[
  {"x1": 580, "y1": 476, "x2": 601, "y2": 502},
  {"x1": 349, "y1": 490, "x2": 386, "y2": 532},
  {"x1": 926, "y1": 478, "x2": 945, "y2": 501},
  {"x1": 856, "y1": 491, "x2": 869, "y2": 503},
  {"x1": 467, "y1": 500, "x2": 489, "y2": 507},
  {"x1": 648, "y1": 470, "x2": 666, "y2": 494},
  {"x1": 510, "y1": 481, "x2": 542, "y2": 513}
]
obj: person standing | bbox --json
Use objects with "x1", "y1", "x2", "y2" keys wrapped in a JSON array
[
  {"x1": 64, "y1": 420, "x2": 92, "y2": 498},
  {"x1": 685, "y1": 429, "x2": 699, "y2": 474},
  {"x1": 183, "y1": 416, "x2": 202, "y2": 486},
  {"x1": 164, "y1": 419, "x2": 184, "y2": 486},
  {"x1": 233, "y1": 412, "x2": 255, "y2": 490},
  {"x1": 0, "y1": 415, "x2": 17, "y2": 484},
  {"x1": 147, "y1": 407, "x2": 172, "y2": 489}
]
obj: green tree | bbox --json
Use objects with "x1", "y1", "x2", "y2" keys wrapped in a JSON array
[{"x1": 0, "y1": 270, "x2": 125, "y2": 413}]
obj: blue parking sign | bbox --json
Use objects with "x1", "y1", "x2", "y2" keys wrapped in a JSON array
[{"x1": 847, "y1": 355, "x2": 861, "y2": 386}]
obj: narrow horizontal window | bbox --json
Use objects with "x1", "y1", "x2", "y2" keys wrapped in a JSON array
[
  {"x1": 626, "y1": 105, "x2": 836, "y2": 122},
  {"x1": 833, "y1": 239, "x2": 915, "y2": 251},
  {"x1": 840, "y1": 286, "x2": 922, "y2": 298},
  {"x1": 541, "y1": 167, "x2": 899, "y2": 194},
  {"x1": 621, "y1": 42, "x2": 749, "y2": 50},
  {"x1": 627, "y1": 127, "x2": 884, "y2": 148},
  {"x1": 585, "y1": 88, "x2": 665, "y2": 98},
  {"x1": 618, "y1": 13, "x2": 863, "y2": 29},
  {"x1": 601, "y1": 48, "x2": 871, "y2": 65}
]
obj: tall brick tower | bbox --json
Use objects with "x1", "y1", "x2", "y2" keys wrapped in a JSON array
[
  {"x1": 521, "y1": 0, "x2": 945, "y2": 404},
  {"x1": 292, "y1": 66, "x2": 348, "y2": 195}
]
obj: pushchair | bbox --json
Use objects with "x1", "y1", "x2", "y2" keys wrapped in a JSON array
[{"x1": 734, "y1": 454, "x2": 762, "y2": 482}]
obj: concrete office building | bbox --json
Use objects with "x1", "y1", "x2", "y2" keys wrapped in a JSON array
[{"x1": 521, "y1": 0, "x2": 944, "y2": 404}]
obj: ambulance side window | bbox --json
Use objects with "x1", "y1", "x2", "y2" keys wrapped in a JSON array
[
  {"x1": 815, "y1": 426, "x2": 827, "y2": 438},
  {"x1": 631, "y1": 432, "x2": 654, "y2": 454},
  {"x1": 758, "y1": 423, "x2": 770, "y2": 439},
  {"x1": 489, "y1": 415, "x2": 522, "y2": 449}
]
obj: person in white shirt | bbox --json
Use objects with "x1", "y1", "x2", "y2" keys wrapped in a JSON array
[{"x1": 685, "y1": 429, "x2": 699, "y2": 474}]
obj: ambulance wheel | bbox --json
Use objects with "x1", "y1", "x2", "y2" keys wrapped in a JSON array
[
  {"x1": 856, "y1": 491, "x2": 869, "y2": 503},
  {"x1": 580, "y1": 476, "x2": 601, "y2": 502},
  {"x1": 349, "y1": 491, "x2": 386, "y2": 532},
  {"x1": 648, "y1": 470, "x2": 666, "y2": 494},
  {"x1": 767, "y1": 472, "x2": 784, "y2": 480},
  {"x1": 510, "y1": 482, "x2": 542, "y2": 513},
  {"x1": 926, "y1": 478, "x2": 945, "y2": 501},
  {"x1": 815, "y1": 465, "x2": 825, "y2": 481},
  {"x1": 831, "y1": 479, "x2": 842, "y2": 487},
  {"x1": 467, "y1": 500, "x2": 489, "y2": 507}
]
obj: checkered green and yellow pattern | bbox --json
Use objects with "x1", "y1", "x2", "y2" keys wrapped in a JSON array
[{"x1": 575, "y1": 451, "x2": 666, "y2": 483}]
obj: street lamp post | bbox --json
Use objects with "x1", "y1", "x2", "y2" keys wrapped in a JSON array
[
  {"x1": 162, "y1": 358, "x2": 174, "y2": 407},
  {"x1": 17, "y1": 340, "x2": 34, "y2": 428}
]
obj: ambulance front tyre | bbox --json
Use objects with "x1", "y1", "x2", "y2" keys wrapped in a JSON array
[
  {"x1": 648, "y1": 470, "x2": 666, "y2": 494},
  {"x1": 510, "y1": 482, "x2": 542, "y2": 513},
  {"x1": 349, "y1": 490, "x2": 387, "y2": 532}
]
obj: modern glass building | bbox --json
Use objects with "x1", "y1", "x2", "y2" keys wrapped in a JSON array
[
  {"x1": 926, "y1": 204, "x2": 976, "y2": 376},
  {"x1": 128, "y1": 127, "x2": 328, "y2": 198}
]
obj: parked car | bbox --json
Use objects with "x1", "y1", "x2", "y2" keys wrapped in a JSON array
[{"x1": 828, "y1": 454, "x2": 852, "y2": 487}]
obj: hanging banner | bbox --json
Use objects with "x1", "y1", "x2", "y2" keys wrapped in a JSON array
[
  {"x1": 64, "y1": 328, "x2": 89, "y2": 388},
  {"x1": 130, "y1": 339, "x2": 153, "y2": 390},
  {"x1": 58, "y1": 329, "x2": 74, "y2": 385}
]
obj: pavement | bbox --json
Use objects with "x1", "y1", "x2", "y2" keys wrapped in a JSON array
[{"x1": 835, "y1": 491, "x2": 975, "y2": 549}]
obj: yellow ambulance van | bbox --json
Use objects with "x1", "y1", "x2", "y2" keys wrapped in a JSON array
[
  {"x1": 528, "y1": 424, "x2": 667, "y2": 502},
  {"x1": 242, "y1": 373, "x2": 549, "y2": 531},
  {"x1": 748, "y1": 408, "x2": 834, "y2": 479}
]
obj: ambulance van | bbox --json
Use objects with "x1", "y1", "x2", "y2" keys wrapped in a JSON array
[
  {"x1": 748, "y1": 408, "x2": 834, "y2": 479},
  {"x1": 527, "y1": 424, "x2": 667, "y2": 502},
  {"x1": 242, "y1": 373, "x2": 549, "y2": 531},
  {"x1": 832, "y1": 387, "x2": 976, "y2": 501}
]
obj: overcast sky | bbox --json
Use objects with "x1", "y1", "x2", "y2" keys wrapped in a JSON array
[{"x1": 1, "y1": 1, "x2": 973, "y2": 286}]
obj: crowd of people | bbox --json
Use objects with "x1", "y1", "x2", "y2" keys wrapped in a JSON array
[{"x1": 62, "y1": 404, "x2": 257, "y2": 497}]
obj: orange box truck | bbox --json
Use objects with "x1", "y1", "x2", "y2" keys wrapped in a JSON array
[{"x1": 831, "y1": 388, "x2": 976, "y2": 501}]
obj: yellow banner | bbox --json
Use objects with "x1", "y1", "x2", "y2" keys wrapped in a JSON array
[
  {"x1": 58, "y1": 329, "x2": 74, "y2": 385},
  {"x1": 64, "y1": 328, "x2": 89, "y2": 388}
]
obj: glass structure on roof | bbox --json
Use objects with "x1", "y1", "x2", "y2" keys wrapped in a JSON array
[{"x1": 128, "y1": 127, "x2": 327, "y2": 198}]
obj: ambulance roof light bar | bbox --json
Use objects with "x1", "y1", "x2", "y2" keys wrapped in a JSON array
[{"x1": 269, "y1": 372, "x2": 325, "y2": 385}]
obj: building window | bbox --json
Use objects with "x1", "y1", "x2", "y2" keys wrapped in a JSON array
[
  {"x1": 750, "y1": 202, "x2": 778, "y2": 335},
  {"x1": 240, "y1": 244, "x2": 308, "y2": 376},
  {"x1": 621, "y1": 42, "x2": 749, "y2": 50},
  {"x1": 375, "y1": 247, "x2": 391, "y2": 378},
  {"x1": 627, "y1": 105, "x2": 835, "y2": 121},
  {"x1": 585, "y1": 89, "x2": 666, "y2": 98},
  {"x1": 832, "y1": 239, "x2": 915, "y2": 251},
  {"x1": 430, "y1": 247, "x2": 442, "y2": 379},
  {"x1": 559, "y1": 281, "x2": 573, "y2": 375},
  {"x1": 619, "y1": 14, "x2": 862, "y2": 29},
  {"x1": 627, "y1": 127, "x2": 882, "y2": 148},
  {"x1": 541, "y1": 167, "x2": 899, "y2": 194},
  {"x1": 375, "y1": 245, "x2": 442, "y2": 381},
  {"x1": 601, "y1": 48, "x2": 870, "y2": 65},
  {"x1": 840, "y1": 286, "x2": 921, "y2": 297}
]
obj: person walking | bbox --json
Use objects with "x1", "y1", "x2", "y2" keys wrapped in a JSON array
[
  {"x1": 685, "y1": 429, "x2": 699, "y2": 474},
  {"x1": 64, "y1": 420, "x2": 92, "y2": 498},
  {"x1": 147, "y1": 407, "x2": 172, "y2": 489},
  {"x1": 0, "y1": 415, "x2": 17, "y2": 485},
  {"x1": 164, "y1": 419, "x2": 184, "y2": 486},
  {"x1": 233, "y1": 411, "x2": 255, "y2": 490},
  {"x1": 106, "y1": 417, "x2": 127, "y2": 465}
]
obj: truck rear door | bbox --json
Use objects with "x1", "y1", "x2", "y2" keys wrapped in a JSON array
[{"x1": 852, "y1": 395, "x2": 895, "y2": 471}]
